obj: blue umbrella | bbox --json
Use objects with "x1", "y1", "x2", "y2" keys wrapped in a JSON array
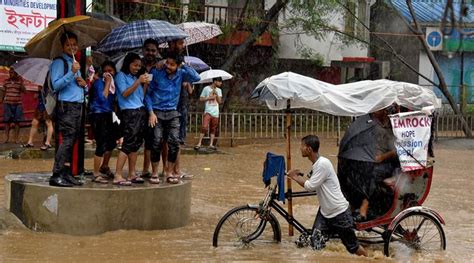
[
  {"x1": 97, "y1": 20, "x2": 188, "y2": 53},
  {"x1": 184, "y1": 56, "x2": 210, "y2": 72}
]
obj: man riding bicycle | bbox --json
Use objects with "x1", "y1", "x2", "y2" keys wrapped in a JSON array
[{"x1": 287, "y1": 135, "x2": 367, "y2": 256}]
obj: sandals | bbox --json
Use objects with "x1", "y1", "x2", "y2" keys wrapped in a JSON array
[
  {"x1": 113, "y1": 179, "x2": 132, "y2": 186},
  {"x1": 40, "y1": 144, "x2": 52, "y2": 151},
  {"x1": 99, "y1": 167, "x2": 115, "y2": 179},
  {"x1": 140, "y1": 171, "x2": 152, "y2": 178},
  {"x1": 149, "y1": 176, "x2": 160, "y2": 184},
  {"x1": 92, "y1": 175, "x2": 108, "y2": 184},
  {"x1": 209, "y1": 145, "x2": 217, "y2": 151},
  {"x1": 166, "y1": 176, "x2": 179, "y2": 184},
  {"x1": 22, "y1": 143, "x2": 34, "y2": 148},
  {"x1": 129, "y1": 176, "x2": 145, "y2": 184},
  {"x1": 194, "y1": 145, "x2": 201, "y2": 150}
]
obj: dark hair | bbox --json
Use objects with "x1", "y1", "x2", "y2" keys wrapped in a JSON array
[
  {"x1": 165, "y1": 52, "x2": 184, "y2": 65},
  {"x1": 60, "y1": 31, "x2": 78, "y2": 46},
  {"x1": 121, "y1": 52, "x2": 141, "y2": 75},
  {"x1": 213, "y1": 77, "x2": 223, "y2": 82},
  {"x1": 143, "y1": 38, "x2": 159, "y2": 49},
  {"x1": 101, "y1": 60, "x2": 116, "y2": 75},
  {"x1": 302, "y1": 135, "x2": 320, "y2": 153}
]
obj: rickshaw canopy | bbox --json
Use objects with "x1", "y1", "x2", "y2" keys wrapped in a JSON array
[{"x1": 251, "y1": 72, "x2": 441, "y2": 116}]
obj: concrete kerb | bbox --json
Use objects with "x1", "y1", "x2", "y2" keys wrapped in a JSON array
[
  {"x1": 0, "y1": 145, "x2": 226, "y2": 160},
  {"x1": 4, "y1": 172, "x2": 192, "y2": 235}
]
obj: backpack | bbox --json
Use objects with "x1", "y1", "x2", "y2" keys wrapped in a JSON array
[{"x1": 44, "y1": 56, "x2": 68, "y2": 115}]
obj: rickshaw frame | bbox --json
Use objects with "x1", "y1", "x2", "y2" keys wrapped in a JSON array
[{"x1": 212, "y1": 161, "x2": 446, "y2": 257}]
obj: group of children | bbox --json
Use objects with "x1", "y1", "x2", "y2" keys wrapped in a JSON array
[
  {"x1": 47, "y1": 30, "x2": 211, "y2": 187},
  {"x1": 90, "y1": 39, "x2": 202, "y2": 186}
]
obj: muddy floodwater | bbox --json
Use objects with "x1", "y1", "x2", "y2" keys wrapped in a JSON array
[{"x1": 0, "y1": 138, "x2": 473, "y2": 262}]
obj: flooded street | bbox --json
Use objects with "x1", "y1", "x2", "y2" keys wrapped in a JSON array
[{"x1": 0, "y1": 138, "x2": 473, "y2": 262}]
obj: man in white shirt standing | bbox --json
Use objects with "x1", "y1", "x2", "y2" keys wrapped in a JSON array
[
  {"x1": 287, "y1": 135, "x2": 367, "y2": 256},
  {"x1": 194, "y1": 77, "x2": 223, "y2": 151}
]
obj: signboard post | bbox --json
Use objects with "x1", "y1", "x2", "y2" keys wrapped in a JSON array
[{"x1": 0, "y1": 0, "x2": 57, "y2": 52}]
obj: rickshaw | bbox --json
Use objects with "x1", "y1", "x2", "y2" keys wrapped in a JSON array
[{"x1": 212, "y1": 73, "x2": 446, "y2": 257}]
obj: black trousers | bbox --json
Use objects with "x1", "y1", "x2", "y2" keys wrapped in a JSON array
[
  {"x1": 150, "y1": 115, "x2": 180, "y2": 163},
  {"x1": 313, "y1": 208, "x2": 360, "y2": 254},
  {"x1": 53, "y1": 102, "x2": 82, "y2": 174}
]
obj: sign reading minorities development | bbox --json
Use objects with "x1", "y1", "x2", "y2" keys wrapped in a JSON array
[{"x1": 0, "y1": 0, "x2": 57, "y2": 52}]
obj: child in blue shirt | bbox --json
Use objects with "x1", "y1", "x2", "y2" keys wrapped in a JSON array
[
  {"x1": 89, "y1": 61, "x2": 118, "y2": 184},
  {"x1": 113, "y1": 52, "x2": 150, "y2": 186}
]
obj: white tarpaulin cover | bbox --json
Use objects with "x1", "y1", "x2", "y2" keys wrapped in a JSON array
[{"x1": 251, "y1": 72, "x2": 441, "y2": 116}]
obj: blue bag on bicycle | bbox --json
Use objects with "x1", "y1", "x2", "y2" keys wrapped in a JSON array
[{"x1": 262, "y1": 152, "x2": 285, "y2": 202}]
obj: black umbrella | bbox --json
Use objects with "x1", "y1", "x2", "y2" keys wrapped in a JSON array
[
  {"x1": 337, "y1": 114, "x2": 396, "y2": 219},
  {"x1": 338, "y1": 114, "x2": 377, "y2": 162},
  {"x1": 86, "y1": 12, "x2": 125, "y2": 27}
]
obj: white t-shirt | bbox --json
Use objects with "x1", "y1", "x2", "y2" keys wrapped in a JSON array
[
  {"x1": 200, "y1": 85, "x2": 222, "y2": 117},
  {"x1": 304, "y1": 156, "x2": 349, "y2": 218}
]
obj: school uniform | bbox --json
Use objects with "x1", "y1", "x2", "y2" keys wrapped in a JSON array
[
  {"x1": 51, "y1": 53, "x2": 85, "y2": 175},
  {"x1": 145, "y1": 65, "x2": 200, "y2": 163},
  {"x1": 89, "y1": 79, "x2": 117, "y2": 157},
  {"x1": 115, "y1": 71, "x2": 146, "y2": 154}
]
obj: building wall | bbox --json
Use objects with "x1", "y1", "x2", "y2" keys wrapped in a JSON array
[
  {"x1": 277, "y1": 2, "x2": 370, "y2": 66},
  {"x1": 420, "y1": 51, "x2": 474, "y2": 104},
  {"x1": 200, "y1": 0, "x2": 369, "y2": 66},
  {"x1": 369, "y1": 1, "x2": 420, "y2": 84}
]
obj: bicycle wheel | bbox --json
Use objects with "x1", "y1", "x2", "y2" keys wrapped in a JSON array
[
  {"x1": 384, "y1": 211, "x2": 446, "y2": 257},
  {"x1": 212, "y1": 205, "x2": 281, "y2": 247}
]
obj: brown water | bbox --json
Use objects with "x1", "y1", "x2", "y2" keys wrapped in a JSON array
[{"x1": 0, "y1": 139, "x2": 472, "y2": 262}]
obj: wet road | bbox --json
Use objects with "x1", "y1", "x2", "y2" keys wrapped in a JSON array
[{"x1": 0, "y1": 138, "x2": 472, "y2": 262}]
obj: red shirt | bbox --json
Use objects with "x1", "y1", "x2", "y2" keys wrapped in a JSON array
[{"x1": 2, "y1": 79, "x2": 24, "y2": 104}]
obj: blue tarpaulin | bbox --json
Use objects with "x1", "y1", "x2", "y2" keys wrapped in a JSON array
[{"x1": 262, "y1": 152, "x2": 286, "y2": 202}]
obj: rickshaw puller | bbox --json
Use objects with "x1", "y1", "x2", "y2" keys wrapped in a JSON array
[{"x1": 287, "y1": 135, "x2": 367, "y2": 256}]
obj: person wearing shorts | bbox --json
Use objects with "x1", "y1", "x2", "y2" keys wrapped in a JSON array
[
  {"x1": 194, "y1": 77, "x2": 223, "y2": 151},
  {"x1": 287, "y1": 135, "x2": 367, "y2": 256},
  {"x1": 2, "y1": 67, "x2": 25, "y2": 144},
  {"x1": 89, "y1": 61, "x2": 119, "y2": 184},
  {"x1": 113, "y1": 52, "x2": 149, "y2": 186},
  {"x1": 22, "y1": 86, "x2": 54, "y2": 150}
]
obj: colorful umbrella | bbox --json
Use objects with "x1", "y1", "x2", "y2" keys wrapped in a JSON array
[
  {"x1": 193, "y1": 69, "x2": 233, "y2": 84},
  {"x1": 11, "y1": 58, "x2": 51, "y2": 86},
  {"x1": 161, "y1": 22, "x2": 222, "y2": 48},
  {"x1": 96, "y1": 20, "x2": 188, "y2": 53},
  {"x1": 25, "y1": 15, "x2": 116, "y2": 59}
]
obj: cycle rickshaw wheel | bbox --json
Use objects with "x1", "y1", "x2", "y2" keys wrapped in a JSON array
[
  {"x1": 212, "y1": 205, "x2": 281, "y2": 247},
  {"x1": 384, "y1": 211, "x2": 446, "y2": 257}
]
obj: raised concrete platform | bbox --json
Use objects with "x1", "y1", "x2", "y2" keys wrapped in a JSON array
[
  {"x1": 4, "y1": 172, "x2": 191, "y2": 235},
  {"x1": 0, "y1": 145, "x2": 223, "y2": 159}
]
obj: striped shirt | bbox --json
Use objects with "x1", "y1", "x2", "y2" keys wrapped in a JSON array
[{"x1": 2, "y1": 79, "x2": 24, "y2": 104}]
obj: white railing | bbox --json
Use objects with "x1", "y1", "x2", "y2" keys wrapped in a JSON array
[
  {"x1": 434, "y1": 114, "x2": 474, "y2": 138},
  {"x1": 186, "y1": 111, "x2": 474, "y2": 146},
  {"x1": 188, "y1": 111, "x2": 350, "y2": 146}
]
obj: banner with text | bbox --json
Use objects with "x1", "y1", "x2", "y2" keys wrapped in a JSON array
[
  {"x1": 389, "y1": 111, "x2": 432, "y2": 172},
  {"x1": 0, "y1": 0, "x2": 57, "y2": 52}
]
